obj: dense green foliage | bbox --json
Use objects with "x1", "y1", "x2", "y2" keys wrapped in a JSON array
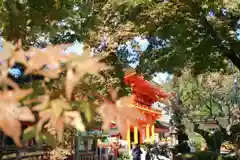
[
  {"x1": 0, "y1": 0, "x2": 106, "y2": 46},
  {"x1": 164, "y1": 71, "x2": 240, "y2": 154},
  {"x1": 1, "y1": 0, "x2": 240, "y2": 75},
  {"x1": 103, "y1": 0, "x2": 240, "y2": 75}
]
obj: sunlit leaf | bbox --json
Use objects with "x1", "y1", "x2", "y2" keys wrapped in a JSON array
[
  {"x1": 23, "y1": 126, "x2": 36, "y2": 141},
  {"x1": 83, "y1": 104, "x2": 92, "y2": 122},
  {"x1": 97, "y1": 89, "x2": 145, "y2": 138},
  {"x1": 51, "y1": 100, "x2": 64, "y2": 118},
  {"x1": 65, "y1": 46, "x2": 112, "y2": 100},
  {"x1": 30, "y1": 95, "x2": 50, "y2": 111},
  {"x1": 55, "y1": 118, "x2": 65, "y2": 141},
  {"x1": 51, "y1": 98, "x2": 71, "y2": 116},
  {"x1": 18, "y1": 107, "x2": 35, "y2": 122},
  {"x1": 9, "y1": 48, "x2": 28, "y2": 67},
  {"x1": 0, "y1": 89, "x2": 33, "y2": 101},
  {"x1": 42, "y1": 131, "x2": 57, "y2": 148},
  {"x1": 0, "y1": 116, "x2": 22, "y2": 147},
  {"x1": 0, "y1": 101, "x2": 35, "y2": 147},
  {"x1": 0, "y1": 41, "x2": 14, "y2": 61},
  {"x1": 63, "y1": 111, "x2": 85, "y2": 132},
  {"x1": 22, "y1": 44, "x2": 72, "y2": 78}
]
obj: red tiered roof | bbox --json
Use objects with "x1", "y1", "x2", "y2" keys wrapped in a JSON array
[{"x1": 124, "y1": 72, "x2": 171, "y2": 106}]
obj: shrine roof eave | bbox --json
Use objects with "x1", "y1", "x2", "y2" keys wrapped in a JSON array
[
  {"x1": 133, "y1": 87, "x2": 170, "y2": 100},
  {"x1": 124, "y1": 73, "x2": 173, "y2": 99},
  {"x1": 131, "y1": 104, "x2": 162, "y2": 115}
]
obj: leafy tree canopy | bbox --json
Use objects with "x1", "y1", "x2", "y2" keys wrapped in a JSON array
[
  {"x1": 164, "y1": 71, "x2": 240, "y2": 151},
  {"x1": 166, "y1": 71, "x2": 238, "y2": 123},
  {"x1": 97, "y1": 0, "x2": 240, "y2": 75},
  {"x1": 2, "y1": 0, "x2": 240, "y2": 76},
  {"x1": 0, "y1": 0, "x2": 107, "y2": 46}
]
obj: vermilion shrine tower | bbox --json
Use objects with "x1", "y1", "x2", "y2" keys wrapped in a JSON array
[{"x1": 123, "y1": 70, "x2": 171, "y2": 151}]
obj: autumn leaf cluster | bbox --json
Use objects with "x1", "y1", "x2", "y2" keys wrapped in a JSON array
[{"x1": 0, "y1": 40, "x2": 144, "y2": 147}]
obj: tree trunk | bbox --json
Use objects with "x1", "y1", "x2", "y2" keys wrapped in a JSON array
[
  {"x1": 236, "y1": 149, "x2": 240, "y2": 160},
  {"x1": 193, "y1": 124, "x2": 225, "y2": 153}
]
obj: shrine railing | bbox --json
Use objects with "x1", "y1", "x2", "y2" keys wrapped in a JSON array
[
  {"x1": 1, "y1": 145, "x2": 51, "y2": 160},
  {"x1": 0, "y1": 131, "x2": 51, "y2": 160}
]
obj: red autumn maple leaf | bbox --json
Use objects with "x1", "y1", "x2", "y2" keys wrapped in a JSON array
[
  {"x1": 0, "y1": 89, "x2": 35, "y2": 147},
  {"x1": 31, "y1": 97, "x2": 85, "y2": 141},
  {"x1": 97, "y1": 89, "x2": 145, "y2": 138},
  {"x1": 0, "y1": 62, "x2": 19, "y2": 89},
  {"x1": 65, "y1": 48, "x2": 112, "y2": 100}
]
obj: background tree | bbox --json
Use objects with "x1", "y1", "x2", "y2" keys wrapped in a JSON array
[
  {"x1": 165, "y1": 70, "x2": 240, "y2": 153},
  {"x1": 170, "y1": 94, "x2": 191, "y2": 154}
]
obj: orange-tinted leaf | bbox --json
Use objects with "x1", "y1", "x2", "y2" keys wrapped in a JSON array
[
  {"x1": 98, "y1": 90, "x2": 145, "y2": 138},
  {"x1": 23, "y1": 44, "x2": 72, "y2": 78},
  {"x1": 0, "y1": 118, "x2": 22, "y2": 147},
  {"x1": 33, "y1": 69, "x2": 61, "y2": 79},
  {"x1": 65, "y1": 69, "x2": 80, "y2": 100},
  {"x1": 74, "y1": 57, "x2": 111, "y2": 74},
  {"x1": 109, "y1": 88, "x2": 119, "y2": 101},
  {"x1": 115, "y1": 116, "x2": 128, "y2": 139},
  {"x1": 0, "y1": 101, "x2": 35, "y2": 147},
  {"x1": 0, "y1": 41, "x2": 14, "y2": 61},
  {"x1": 65, "y1": 59, "x2": 111, "y2": 100},
  {"x1": 0, "y1": 89, "x2": 33, "y2": 101},
  {"x1": 18, "y1": 107, "x2": 35, "y2": 122},
  {"x1": 116, "y1": 96, "x2": 133, "y2": 108},
  {"x1": 9, "y1": 49, "x2": 28, "y2": 67},
  {"x1": 25, "y1": 53, "x2": 53, "y2": 73},
  {"x1": 65, "y1": 48, "x2": 112, "y2": 100},
  {"x1": 4, "y1": 77, "x2": 20, "y2": 89},
  {"x1": 97, "y1": 103, "x2": 117, "y2": 130},
  {"x1": 31, "y1": 95, "x2": 50, "y2": 111},
  {"x1": 36, "y1": 109, "x2": 52, "y2": 134},
  {"x1": 55, "y1": 118, "x2": 64, "y2": 141},
  {"x1": 63, "y1": 111, "x2": 85, "y2": 132},
  {"x1": 43, "y1": 44, "x2": 72, "y2": 63}
]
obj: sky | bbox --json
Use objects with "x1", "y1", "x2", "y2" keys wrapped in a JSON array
[
  {"x1": 117, "y1": 36, "x2": 173, "y2": 84},
  {"x1": 64, "y1": 40, "x2": 84, "y2": 55},
  {"x1": 151, "y1": 101, "x2": 171, "y2": 123}
]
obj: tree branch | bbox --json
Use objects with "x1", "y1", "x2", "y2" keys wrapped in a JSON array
[
  {"x1": 205, "y1": 103, "x2": 225, "y2": 129},
  {"x1": 178, "y1": 0, "x2": 240, "y2": 70},
  {"x1": 193, "y1": 123, "x2": 210, "y2": 140}
]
